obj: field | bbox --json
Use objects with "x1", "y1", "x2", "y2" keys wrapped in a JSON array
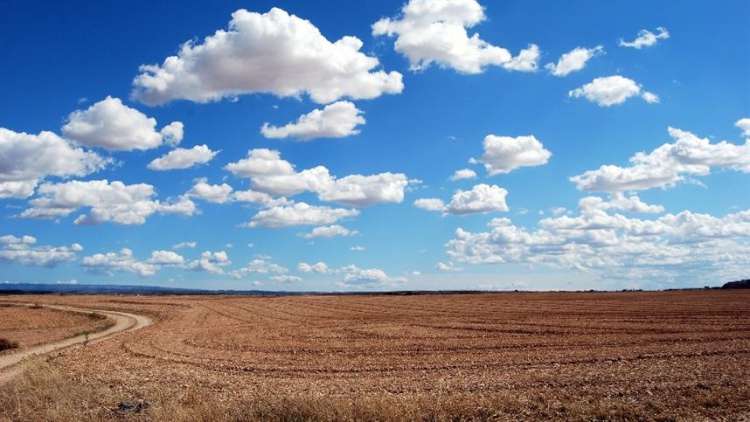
[
  {"x1": 1, "y1": 290, "x2": 749, "y2": 421},
  {"x1": 0, "y1": 304, "x2": 111, "y2": 351}
]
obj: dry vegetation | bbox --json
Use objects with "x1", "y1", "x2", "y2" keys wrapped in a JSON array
[
  {"x1": 1, "y1": 290, "x2": 749, "y2": 421},
  {"x1": 0, "y1": 303, "x2": 111, "y2": 351}
]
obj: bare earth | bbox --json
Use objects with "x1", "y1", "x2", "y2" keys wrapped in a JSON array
[
  {"x1": 0, "y1": 303, "x2": 111, "y2": 349},
  {"x1": 0, "y1": 290, "x2": 748, "y2": 421},
  {"x1": 0, "y1": 303, "x2": 152, "y2": 385}
]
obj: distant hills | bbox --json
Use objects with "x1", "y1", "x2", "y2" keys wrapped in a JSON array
[
  {"x1": 0, "y1": 282, "x2": 279, "y2": 296},
  {"x1": 1, "y1": 280, "x2": 748, "y2": 296}
]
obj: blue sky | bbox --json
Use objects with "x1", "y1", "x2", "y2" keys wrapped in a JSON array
[{"x1": 1, "y1": 0, "x2": 748, "y2": 291}]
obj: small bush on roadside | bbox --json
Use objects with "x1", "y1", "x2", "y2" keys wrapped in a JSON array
[{"x1": 0, "y1": 337, "x2": 19, "y2": 351}]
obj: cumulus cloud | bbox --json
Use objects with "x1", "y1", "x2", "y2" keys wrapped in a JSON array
[
  {"x1": 571, "y1": 126, "x2": 750, "y2": 192},
  {"x1": 545, "y1": 46, "x2": 603, "y2": 77},
  {"x1": 479, "y1": 135, "x2": 551, "y2": 175},
  {"x1": 82, "y1": 248, "x2": 157, "y2": 277},
  {"x1": 146, "y1": 250, "x2": 185, "y2": 265},
  {"x1": 271, "y1": 275, "x2": 302, "y2": 283},
  {"x1": 569, "y1": 75, "x2": 658, "y2": 107},
  {"x1": 339, "y1": 264, "x2": 406, "y2": 287},
  {"x1": 20, "y1": 180, "x2": 196, "y2": 225},
  {"x1": 187, "y1": 179, "x2": 234, "y2": 204},
  {"x1": 416, "y1": 184, "x2": 509, "y2": 215},
  {"x1": 62, "y1": 96, "x2": 183, "y2": 151},
  {"x1": 0, "y1": 234, "x2": 82, "y2": 267},
  {"x1": 225, "y1": 149, "x2": 410, "y2": 206},
  {"x1": 148, "y1": 145, "x2": 218, "y2": 171},
  {"x1": 446, "y1": 184, "x2": 509, "y2": 214},
  {"x1": 298, "y1": 261, "x2": 329, "y2": 273},
  {"x1": 302, "y1": 225, "x2": 358, "y2": 239},
  {"x1": 247, "y1": 202, "x2": 359, "y2": 228},
  {"x1": 436, "y1": 261, "x2": 461, "y2": 272},
  {"x1": 261, "y1": 101, "x2": 365, "y2": 141},
  {"x1": 446, "y1": 197, "x2": 750, "y2": 284},
  {"x1": 372, "y1": 0, "x2": 539, "y2": 74},
  {"x1": 736, "y1": 118, "x2": 750, "y2": 137},
  {"x1": 0, "y1": 128, "x2": 108, "y2": 198},
  {"x1": 173, "y1": 241, "x2": 197, "y2": 249},
  {"x1": 231, "y1": 189, "x2": 290, "y2": 207},
  {"x1": 619, "y1": 27, "x2": 670, "y2": 49},
  {"x1": 317, "y1": 173, "x2": 409, "y2": 207},
  {"x1": 230, "y1": 256, "x2": 288, "y2": 279},
  {"x1": 131, "y1": 8, "x2": 403, "y2": 105},
  {"x1": 188, "y1": 250, "x2": 231, "y2": 274},
  {"x1": 414, "y1": 198, "x2": 446, "y2": 212},
  {"x1": 450, "y1": 168, "x2": 477, "y2": 181},
  {"x1": 578, "y1": 194, "x2": 664, "y2": 214}
]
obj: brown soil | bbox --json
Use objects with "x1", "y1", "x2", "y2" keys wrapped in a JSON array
[
  {"x1": 1, "y1": 290, "x2": 749, "y2": 421},
  {"x1": 0, "y1": 303, "x2": 111, "y2": 351}
]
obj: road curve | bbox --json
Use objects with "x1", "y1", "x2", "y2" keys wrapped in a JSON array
[{"x1": 0, "y1": 303, "x2": 152, "y2": 384}]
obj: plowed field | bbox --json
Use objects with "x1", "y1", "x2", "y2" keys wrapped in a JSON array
[{"x1": 1, "y1": 290, "x2": 749, "y2": 420}]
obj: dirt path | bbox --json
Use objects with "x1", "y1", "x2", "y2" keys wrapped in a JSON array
[{"x1": 0, "y1": 303, "x2": 152, "y2": 384}]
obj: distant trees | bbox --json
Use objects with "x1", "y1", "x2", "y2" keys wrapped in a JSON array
[{"x1": 721, "y1": 279, "x2": 750, "y2": 289}]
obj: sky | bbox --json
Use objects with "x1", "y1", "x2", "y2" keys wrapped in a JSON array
[{"x1": 1, "y1": 0, "x2": 749, "y2": 291}]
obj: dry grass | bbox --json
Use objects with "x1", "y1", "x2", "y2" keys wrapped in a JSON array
[{"x1": 1, "y1": 291, "x2": 749, "y2": 421}]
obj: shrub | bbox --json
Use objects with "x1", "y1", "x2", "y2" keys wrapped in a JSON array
[{"x1": 0, "y1": 338, "x2": 19, "y2": 351}]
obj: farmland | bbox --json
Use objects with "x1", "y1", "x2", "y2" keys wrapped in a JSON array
[
  {"x1": 1, "y1": 290, "x2": 749, "y2": 420},
  {"x1": 0, "y1": 304, "x2": 111, "y2": 351}
]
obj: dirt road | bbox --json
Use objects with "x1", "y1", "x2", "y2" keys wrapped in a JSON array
[{"x1": 0, "y1": 303, "x2": 152, "y2": 384}]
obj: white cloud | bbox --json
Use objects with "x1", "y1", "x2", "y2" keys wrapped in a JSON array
[
  {"x1": 446, "y1": 198, "x2": 750, "y2": 284},
  {"x1": 415, "y1": 184, "x2": 509, "y2": 215},
  {"x1": 350, "y1": 245, "x2": 366, "y2": 252},
  {"x1": 479, "y1": 135, "x2": 551, "y2": 175},
  {"x1": 317, "y1": 173, "x2": 409, "y2": 207},
  {"x1": 173, "y1": 241, "x2": 197, "y2": 249},
  {"x1": 188, "y1": 250, "x2": 231, "y2": 274},
  {"x1": 261, "y1": 101, "x2": 365, "y2": 141},
  {"x1": 62, "y1": 96, "x2": 183, "y2": 151},
  {"x1": 231, "y1": 189, "x2": 290, "y2": 207},
  {"x1": 436, "y1": 261, "x2": 461, "y2": 272},
  {"x1": 230, "y1": 256, "x2": 288, "y2": 279},
  {"x1": 187, "y1": 179, "x2": 234, "y2": 204},
  {"x1": 450, "y1": 168, "x2": 477, "y2": 181},
  {"x1": 571, "y1": 126, "x2": 750, "y2": 192},
  {"x1": 132, "y1": 8, "x2": 403, "y2": 105},
  {"x1": 579, "y1": 194, "x2": 664, "y2": 214},
  {"x1": 225, "y1": 149, "x2": 410, "y2": 206},
  {"x1": 545, "y1": 46, "x2": 603, "y2": 77},
  {"x1": 0, "y1": 234, "x2": 82, "y2": 267},
  {"x1": 569, "y1": 75, "x2": 658, "y2": 107},
  {"x1": 414, "y1": 198, "x2": 446, "y2": 212},
  {"x1": 160, "y1": 122, "x2": 185, "y2": 147},
  {"x1": 0, "y1": 128, "x2": 108, "y2": 198},
  {"x1": 735, "y1": 118, "x2": 750, "y2": 137},
  {"x1": 619, "y1": 27, "x2": 670, "y2": 49},
  {"x1": 20, "y1": 180, "x2": 196, "y2": 225},
  {"x1": 247, "y1": 202, "x2": 359, "y2": 228},
  {"x1": 82, "y1": 248, "x2": 157, "y2": 277},
  {"x1": 298, "y1": 261, "x2": 329, "y2": 273},
  {"x1": 446, "y1": 184, "x2": 509, "y2": 214},
  {"x1": 146, "y1": 250, "x2": 185, "y2": 265},
  {"x1": 302, "y1": 225, "x2": 358, "y2": 239},
  {"x1": 373, "y1": 0, "x2": 539, "y2": 74},
  {"x1": 339, "y1": 264, "x2": 406, "y2": 287},
  {"x1": 148, "y1": 145, "x2": 218, "y2": 171},
  {"x1": 271, "y1": 275, "x2": 302, "y2": 283}
]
